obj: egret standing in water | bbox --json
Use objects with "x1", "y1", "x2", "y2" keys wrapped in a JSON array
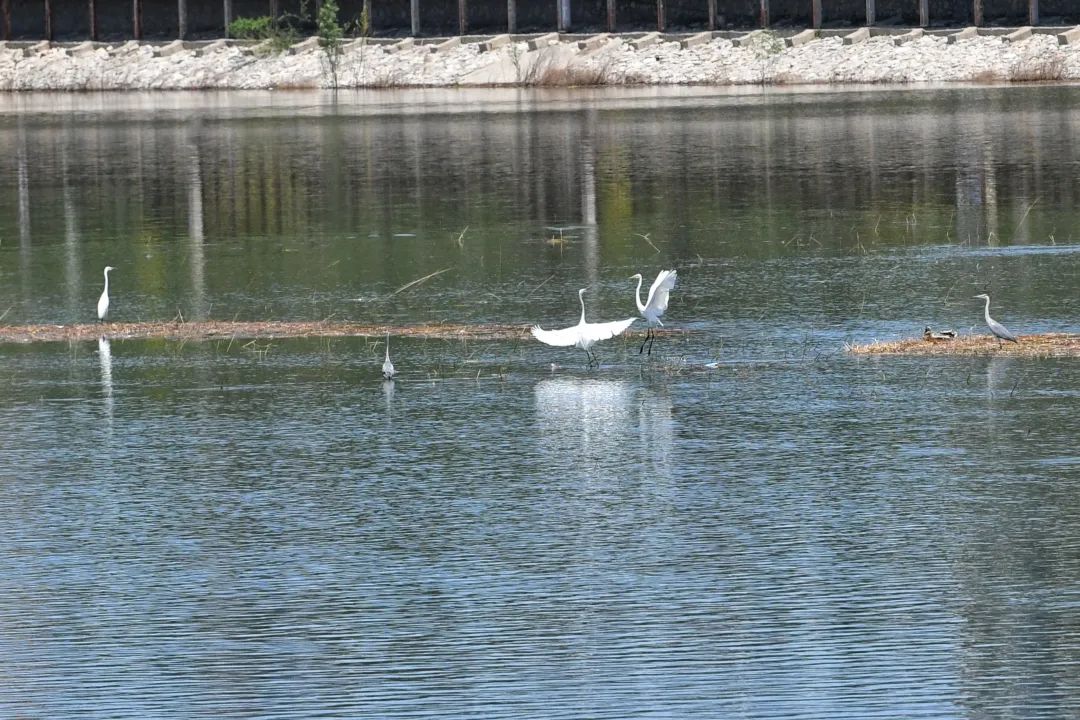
[
  {"x1": 97, "y1": 266, "x2": 115, "y2": 322},
  {"x1": 974, "y1": 293, "x2": 1019, "y2": 345},
  {"x1": 382, "y1": 332, "x2": 396, "y2": 380},
  {"x1": 630, "y1": 269, "x2": 677, "y2": 355},
  {"x1": 531, "y1": 288, "x2": 636, "y2": 367}
]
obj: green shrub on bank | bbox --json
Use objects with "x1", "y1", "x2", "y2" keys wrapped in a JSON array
[{"x1": 228, "y1": 16, "x2": 273, "y2": 40}]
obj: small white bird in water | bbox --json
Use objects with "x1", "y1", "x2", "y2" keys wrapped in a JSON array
[
  {"x1": 531, "y1": 288, "x2": 636, "y2": 367},
  {"x1": 973, "y1": 293, "x2": 1019, "y2": 345},
  {"x1": 630, "y1": 269, "x2": 677, "y2": 355},
  {"x1": 382, "y1": 332, "x2": 396, "y2": 380},
  {"x1": 97, "y1": 266, "x2": 115, "y2": 322}
]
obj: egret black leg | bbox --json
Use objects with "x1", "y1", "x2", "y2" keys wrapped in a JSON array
[
  {"x1": 639, "y1": 328, "x2": 651, "y2": 354},
  {"x1": 646, "y1": 332, "x2": 655, "y2": 356}
]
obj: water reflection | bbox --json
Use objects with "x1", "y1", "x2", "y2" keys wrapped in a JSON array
[
  {"x1": 98, "y1": 335, "x2": 113, "y2": 426},
  {"x1": 534, "y1": 377, "x2": 632, "y2": 457},
  {"x1": 984, "y1": 354, "x2": 1020, "y2": 402},
  {"x1": 62, "y1": 162, "x2": 82, "y2": 319},
  {"x1": 382, "y1": 378, "x2": 395, "y2": 415},
  {"x1": 16, "y1": 123, "x2": 31, "y2": 297},
  {"x1": 186, "y1": 138, "x2": 207, "y2": 320},
  {"x1": 533, "y1": 377, "x2": 675, "y2": 477},
  {"x1": 2, "y1": 88, "x2": 1077, "y2": 325}
]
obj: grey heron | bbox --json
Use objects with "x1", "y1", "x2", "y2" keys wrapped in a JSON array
[
  {"x1": 382, "y1": 332, "x2": 396, "y2": 380},
  {"x1": 973, "y1": 293, "x2": 1019, "y2": 345}
]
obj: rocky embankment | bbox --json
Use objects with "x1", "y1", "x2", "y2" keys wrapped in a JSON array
[{"x1": 2, "y1": 27, "x2": 1080, "y2": 90}]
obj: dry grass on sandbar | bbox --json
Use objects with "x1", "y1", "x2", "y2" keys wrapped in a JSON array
[
  {"x1": 0, "y1": 321, "x2": 534, "y2": 345},
  {"x1": 846, "y1": 333, "x2": 1080, "y2": 358}
]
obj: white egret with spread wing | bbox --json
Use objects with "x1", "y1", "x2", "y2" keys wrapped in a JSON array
[
  {"x1": 973, "y1": 293, "x2": 1019, "y2": 345},
  {"x1": 97, "y1": 266, "x2": 115, "y2": 322},
  {"x1": 630, "y1": 269, "x2": 677, "y2": 355},
  {"x1": 531, "y1": 288, "x2": 636, "y2": 367}
]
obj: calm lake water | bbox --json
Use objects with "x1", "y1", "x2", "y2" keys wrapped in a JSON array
[{"x1": 0, "y1": 85, "x2": 1078, "y2": 719}]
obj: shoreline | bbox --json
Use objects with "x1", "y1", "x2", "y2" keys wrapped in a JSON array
[{"x1": 3, "y1": 28, "x2": 1080, "y2": 90}]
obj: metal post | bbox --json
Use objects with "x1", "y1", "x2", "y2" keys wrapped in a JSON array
[
  {"x1": 557, "y1": 0, "x2": 570, "y2": 32},
  {"x1": 708, "y1": 0, "x2": 716, "y2": 29},
  {"x1": 363, "y1": 0, "x2": 371, "y2": 32},
  {"x1": 811, "y1": 0, "x2": 821, "y2": 28},
  {"x1": 178, "y1": 0, "x2": 187, "y2": 38},
  {"x1": 89, "y1": 0, "x2": 97, "y2": 39},
  {"x1": 44, "y1": 0, "x2": 53, "y2": 40},
  {"x1": 973, "y1": 0, "x2": 982, "y2": 25},
  {"x1": 458, "y1": 0, "x2": 466, "y2": 34},
  {"x1": 1, "y1": 0, "x2": 9, "y2": 40},
  {"x1": 760, "y1": 0, "x2": 769, "y2": 27},
  {"x1": 411, "y1": 0, "x2": 419, "y2": 36},
  {"x1": 507, "y1": 0, "x2": 515, "y2": 33},
  {"x1": 133, "y1": 0, "x2": 142, "y2": 39},
  {"x1": 224, "y1": 0, "x2": 233, "y2": 35},
  {"x1": 1028, "y1": 0, "x2": 1038, "y2": 25},
  {"x1": 606, "y1": 0, "x2": 614, "y2": 31},
  {"x1": 919, "y1": 0, "x2": 928, "y2": 26},
  {"x1": 865, "y1": 0, "x2": 874, "y2": 25},
  {"x1": 656, "y1": 0, "x2": 664, "y2": 31}
]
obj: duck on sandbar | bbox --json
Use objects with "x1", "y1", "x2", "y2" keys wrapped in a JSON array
[{"x1": 923, "y1": 326, "x2": 958, "y2": 342}]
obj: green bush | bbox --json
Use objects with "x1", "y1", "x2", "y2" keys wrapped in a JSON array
[{"x1": 229, "y1": 16, "x2": 273, "y2": 40}]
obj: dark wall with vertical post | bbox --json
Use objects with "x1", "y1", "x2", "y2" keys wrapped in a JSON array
[
  {"x1": 1041, "y1": 0, "x2": 1079, "y2": 22},
  {"x1": 9, "y1": 0, "x2": 41, "y2": 37},
  {"x1": 769, "y1": 0, "x2": 811, "y2": 25},
  {"x1": 873, "y1": 0, "x2": 919, "y2": 23},
  {"x1": 981, "y1": 0, "x2": 1025, "y2": 23},
  {"x1": 0, "y1": 0, "x2": 1074, "y2": 39},
  {"x1": 928, "y1": 0, "x2": 972, "y2": 23},
  {"x1": 665, "y1": 0, "x2": 710, "y2": 28}
]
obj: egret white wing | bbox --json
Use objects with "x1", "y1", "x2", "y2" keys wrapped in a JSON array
[
  {"x1": 531, "y1": 324, "x2": 581, "y2": 347},
  {"x1": 645, "y1": 269, "x2": 677, "y2": 317},
  {"x1": 97, "y1": 291, "x2": 109, "y2": 321},
  {"x1": 580, "y1": 317, "x2": 637, "y2": 343}
]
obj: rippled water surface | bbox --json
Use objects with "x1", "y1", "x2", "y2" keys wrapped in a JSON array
[{"x1": 1, "y1": 86, "x2": 1078, "y2": 719}]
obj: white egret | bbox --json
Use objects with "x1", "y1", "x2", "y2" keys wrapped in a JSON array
[
  {"x1": 630, "y1": 269, "x2": 677, "y2": 355},
  {"x1": 382, "y1": 332, "x2": 396, "y2": 380},
  {"x1": 97, "y1": 266, "x2": 115, "y2": 322},
  {"x1": 531, "y1": 288, "x2": 636, "y2": 367},
  {"x1": 973, "y1": 293, "x2": 1019, "y2": 345}
]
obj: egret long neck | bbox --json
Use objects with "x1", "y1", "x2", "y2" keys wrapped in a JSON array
[
  {"x1": 634, "y1": 276, "x2": 646, "y2": 314},
  {"x1": 578, "y1": 291, "x2": 587, "y2": 325},
  {"x1": 983, "y1": 296, "x2": 992, "y2": 323},
  {"x1": 103, "y1": 269, "x2": 110, "y2": 292},
  {"x1": 385, "y1": 334, "x2": 390, "y2": 361}
]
